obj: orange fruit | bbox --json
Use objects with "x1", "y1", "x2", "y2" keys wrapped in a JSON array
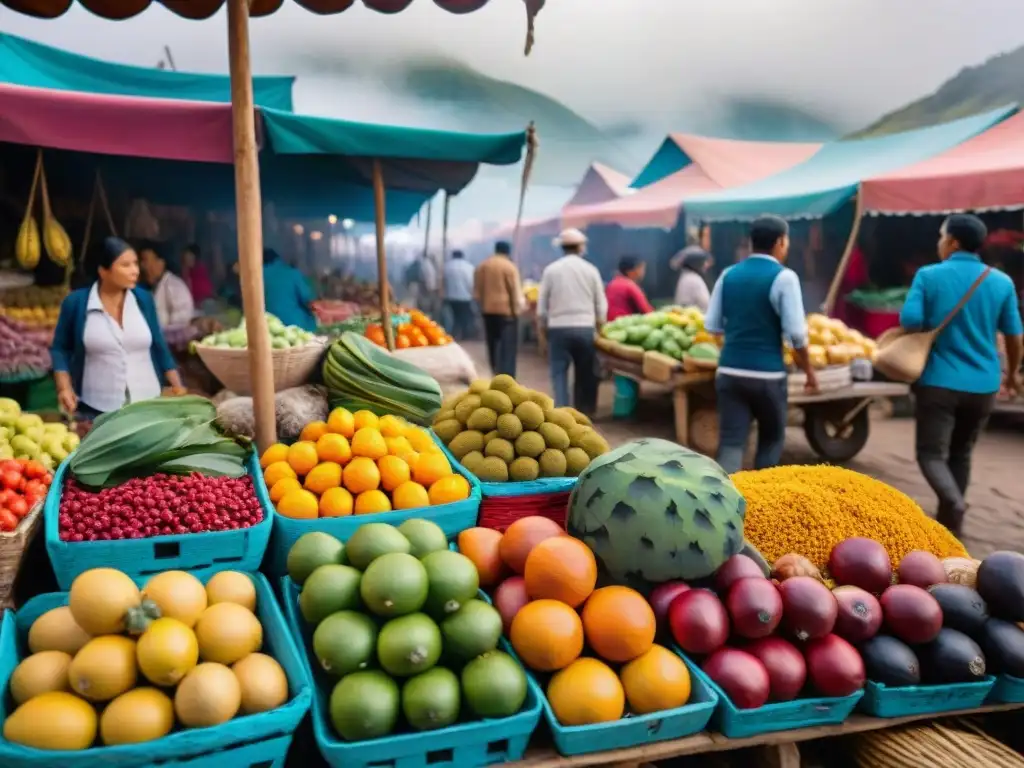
[
  {"x1": 269, "y1": 477, "x2": 301, "y2": 504},
  {"x1": 510, "y1": 599, "x2": 583, "y2": 672},
  {"x1": 391, "y1": 481, "x2": 429, "y2": 510},
  {"x1": 457, "y1": 527, "x2": 507, "y2": 588},
  {"x1": 351, "y1": 428, "x2": 387, "y2": 460},
  {"x1": 299, "y1": 421, "x2": 329, "y2": 443},
  {"x1": 413, "y1": 451, "x2": 452, "y2": 488},
  {"x1": 547, "y1": 658, "x2": 624, "y2": 725},
  {"x1": 317, "y1": 433, "x2": 352, "y2": 465},
  {"x1": 304, "y1": 462, "x2": 343, "y2": 494},
  {"x1": 378, "y1": 455, "x2": 411, "y2": 492},
  {"x1": 620, "y1": 645, "x2": 691, "y2": 715},
  {"x1": 405, "y1": 428, "x2": 436, "y2": 453},
  {"x1": 286, "y1": 442, "x2": 319, "y2": 476},
  {"x1": 428, "y1": 475, "x2": 471, "y2": 506},
  {"x1": 263, "y1": 461, "x2": 297, "y2": 489},
  {"x1": 384, "y1": 436, "x2": 413, "y2": 456},
  {"x1": 276, "y1": 488, "x2": 319, "y2": 519},
  {"x1": 500, "y1": 516, "x2": 565, "y2": 574},
  {"x1": 580, "y1": 586, "x2": 656, "y2": 663},
  {"x1": 342, "y1": 457, "x2": 381, "y2": 494},
  {"x1": 259, "y1": 443, "x2": 288, "y2": 469},
  {"x1": 524, "y1": 536, "x2": 597, "y2": 608},
  {"x1": 396, "y1": 450, "x2": 419, "y2": 472},
  {"x1": 319, "y1": 487, "x2": 354, "y2": 518},
  {"x1": 352, "y1": 411, "x2": 379, "y2": 432},
  {"x1": 326, "y1": 407, "x2": 355, "y2": 438},
  {"x1": 354, "y1": 490, "x2": 392, "y2": 515},
  {"x1": 378, "y1": 415, "x2": 406, "y2": 438}
]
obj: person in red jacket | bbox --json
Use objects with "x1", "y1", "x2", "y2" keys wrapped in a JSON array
[{"x1": 606, "y1": 256, "x2": 654, "y2": 321}]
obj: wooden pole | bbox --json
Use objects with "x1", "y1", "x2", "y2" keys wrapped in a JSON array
[
  {"x1": 227, "y1": 0, "x2": 276, "y2": 449},
  {"x1": 372, "y1": 159, "x2": 395, "y2": 351},
  {"x1": 822, "y1": 185, "x2": 865, "y2": 316},
  {"x1": 439, "y1": 191, "x2": 450, "y2": 299}
]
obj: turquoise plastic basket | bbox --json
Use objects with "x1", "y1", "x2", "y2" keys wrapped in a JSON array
[
  {"x1": 0, "y1": 573, "x2": 312, "y2": 768},
  {"x1": 44, "y1": 453, "x2": 274, "y2": 589},
  {"x1": 988, "y1": 674, "x2": 1024, "y2": 704},
  {"x1": 280, "y1": 579, "x2": 542, "y2": 768},
  {"x1": 857, "y1": 677, "x2": 996, "y2": 718},
  {"x1": 682, "y1": 651, "x2": 863, "y2": 739},
  {"x1": 264, "y1": 433, "x2": 481, "y2": 576},
  {"x1": 531, "y1": 651, "x2": 717, "y2": 757}
]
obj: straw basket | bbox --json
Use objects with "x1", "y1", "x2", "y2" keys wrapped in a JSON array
[
  {"x1": 195, "y1": 339, "x2": 327, "y2": 395},
  {"x1": 853, "y1": 718, "x2": 1024, "y2": 768},
  {"x1": 0, "y1": 503, "x2": 42, "y2": 611}
]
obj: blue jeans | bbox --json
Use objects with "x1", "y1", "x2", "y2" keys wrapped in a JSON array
[
  {"x1": 445, "y1": 301, "x2": 475, "y2": 341},
  {"x1": 547, "y1": 327, "x2": 598, "y2": 416},
  {"x1": 715, "y1": 373, "x2": 788, "y2": 474}
]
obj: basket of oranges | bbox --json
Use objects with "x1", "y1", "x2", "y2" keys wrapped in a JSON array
[
  {"x1": 262, "y1": 408, "x2": 481, "y2": 575},
  {"x1": 364, "y1": 310, "x2": 452, "y2": 349}
]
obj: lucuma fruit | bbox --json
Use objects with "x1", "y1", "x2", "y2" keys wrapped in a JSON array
[{"x1": 567, "y1": 438, "x2": 765, "y2": 591}]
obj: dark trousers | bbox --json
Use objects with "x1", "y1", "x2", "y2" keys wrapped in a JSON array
[
  {"x1": 915, "y1": 385, "x2": 994, "y2": 535},
  {"x1": 547, "y1": 327, "x2": 599, "y2": 416},
  {"x1": 715, "y1": 373, "x2": 788, "y2": 474},
  {"x1": 446, "y1": 300, "x2": 475, "y2": 341},
  {"x1": 483, "y1": 314, "x2": 518, "y2": 378}
]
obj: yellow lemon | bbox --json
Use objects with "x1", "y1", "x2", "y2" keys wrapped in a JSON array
[
  {"x1": 326, "y1": 407, "x2": 355, "y2": 438},
  {"x1": 317, "y1": 433, "x2": 352, "y2": 465},
  {"x1": 391, "y1": 481, "x2": 429, "y2": 511},
  {"x1": 286, "y1": 442, "x2": 319, "y2": 476},
  {"x1": 384, "y1": 435, "x2": 413, "y2": 456},
  {"x1": 378, "y1": 414, "x2": 406, "y2": 438},
  {"x1": 413, "y1": 452, "x2": 452, "y2": 488},
  {"x1": 378, "y1": 455, "x2": 411, "y2": 492},
  {"x1": 276, "y1": 489, "x2": 319, "y2": 520},
  {"x1": 269, "y1": 477, "x2": 301, "y2": 504},
  {"x1": 351, "y1": 428, "x2": 387, "y2": 460},
  {"x1": 342, "y1": 457, "x2": 381, "y2": 494},
  {"x1": 352, "y1": 410, "x2": 379, "y2": 432},
  {"x1": 319, "y1": 487, "x2": 353, "y2": 518},
  {"x1": 354, "y1": 490, "x2": 392, "y2": 515},
  {"x1": 406, "y1": 428, "x2": 436, "y2": 453},
  {"x1": 304, "y1": 462, "x2": 342, "y2": 495},
  {"x1": 259, "y1": 444, "x2": 288, "y2": 469},
  {"x1": 263, "y1": 461, "x2": 296, "y2": 489},
  {"x1": 299, "y1": 421, "x2": 329, "y2": 443},
  {"x1": 429, "y1": 475, "x2": 471, "y2": 506}
]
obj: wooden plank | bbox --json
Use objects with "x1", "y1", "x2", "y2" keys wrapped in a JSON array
[
  {"x1": 502, "y1": 702, "x2": 1024, "y2": 767},
  {"x1": 789, "y1": 381, "x2": 910, "y2": 405}
]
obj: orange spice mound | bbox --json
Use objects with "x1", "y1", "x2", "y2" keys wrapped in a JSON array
[{"x1": 731, "y1": 465, "x2": 968, "y2": 571}]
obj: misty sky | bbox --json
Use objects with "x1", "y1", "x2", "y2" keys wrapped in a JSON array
[{"x1": 3, "y1": 0, "x2": 1024, "y2": 132}]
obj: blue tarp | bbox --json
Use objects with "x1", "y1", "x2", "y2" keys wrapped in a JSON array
[
  {"x1": 0, "y1": 33, "x2": 294, "y2": 111},
  {"x1": 629, "y1": 137, "x2": 692, "y2": 189},
  {"x1": 683, "y1": 106, "x2": 1017, "y2": 222}
]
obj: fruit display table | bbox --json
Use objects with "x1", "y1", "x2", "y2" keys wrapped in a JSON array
[
  {"x1": 598, "y1": 352, "x2": 909, "y2": 462},
  {"x1": 501, "y1": 702, "x2": 1024, "y2": 767}
]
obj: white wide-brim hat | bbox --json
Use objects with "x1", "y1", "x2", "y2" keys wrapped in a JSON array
[{"x1": 553, "y1": 228, "x2": 588, "y2": 248}]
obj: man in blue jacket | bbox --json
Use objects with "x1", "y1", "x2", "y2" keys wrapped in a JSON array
[
  {"x1": 704, "y1": 215, "x2": 818, "y2": 474},
  {"x1": 900, "y1": 214, "x2": 1023, "y2": 536}
]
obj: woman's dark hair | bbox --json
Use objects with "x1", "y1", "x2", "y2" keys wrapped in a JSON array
[
  {"x1": 98, "y1": 237, "x2": 132, "y2": 271},
  {"x1": 750, "y1": 215, "x2": 789, "y2": 253},
  {"x1": 263, "y1": 248, "x2": 282, "y2": 264},
  {"x1": 185, "y1": 242, "x2": 201, "y2": 258},
  {"x1": 943, "y1": 214, "x2": 987, "y2": 253},
  {"x1": 618, "y1": 255, "x2": 642, "y2": 275}
]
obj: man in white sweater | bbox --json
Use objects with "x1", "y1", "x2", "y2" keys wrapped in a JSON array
[{"x1": 537, "y1": 228, "x2": 608, "y2": 416}]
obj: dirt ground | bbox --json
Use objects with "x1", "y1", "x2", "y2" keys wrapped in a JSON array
[{"x1": 461, "y1": 341, "x2": 1024, "y2": 559}]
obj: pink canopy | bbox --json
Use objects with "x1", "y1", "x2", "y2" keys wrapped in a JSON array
[
  {"x1": 861, "y1": 110, "x2": 1024, "y2": 214},
  {"x1": 562, "y1": 134, "x2": 822, "y2": 229},
  {"x1": 0, "y1": 82, "x2": 236, "y2": 163}
]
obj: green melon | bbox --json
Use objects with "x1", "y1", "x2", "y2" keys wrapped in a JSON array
[
  {"x1": 377, "y1": 613, "x2": 443, "y2": 677},
  {"x1": 461, "y1": 651, "x2": 528, "y2": 718},
  {"x1": 299, "y1": 564, "x2": 362, "y2": 626},
  {"x1": 397, "y1": 519, "x2": 449, "y2": 559},
  {"x1": 420, "y1": 550, "x2": 480, "y2": 618},
  {"x1": 329, "y1": 671, "x2": 400, "y2": 741},
  {"x1": 313, "y1": 610, "x2": 378, "y2": 676},
  {"x1": 402, "y1": 667, "x2": 461, "y2": 732},
  {"x1": 345, "y1": 523, "x2": 411, "y2": 570},
  {"x1": 360, "y1": 553, "x2": 429, "y2": 617},
  {"x1": 440, "y1": 599, "x2": 502, "y2": 660},
  {"x1": 287, "y1": 532, "x2": 345, "y2": 586}
]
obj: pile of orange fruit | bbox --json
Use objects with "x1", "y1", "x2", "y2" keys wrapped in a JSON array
[
  {"x1": 260, "y1": 408, "x2": 471, "y2": 520},
  {"x1": 364, "y1": 310, "x2": 451, "y2": 349}
]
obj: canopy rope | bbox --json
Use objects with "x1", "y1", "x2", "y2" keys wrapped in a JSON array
[{"x1": 511, "y1": 121, "x2": 538, "y2": 262}]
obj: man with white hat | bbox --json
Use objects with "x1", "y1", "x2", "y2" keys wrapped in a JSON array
[{"x1": 537, "y1": 228, "x2": 608, "y2": 417}]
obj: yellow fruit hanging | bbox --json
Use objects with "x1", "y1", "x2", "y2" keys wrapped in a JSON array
[
  {"x1": 43, "y1": 217, "x2": 71, "y2": 267},
  {"x1": 15, "y1": 215, "x2": 40, "y2": 269}
]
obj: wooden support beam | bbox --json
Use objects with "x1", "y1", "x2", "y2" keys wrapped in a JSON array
[{"x1": 372, "y1": 159, "x2": 394, "y2": 351}]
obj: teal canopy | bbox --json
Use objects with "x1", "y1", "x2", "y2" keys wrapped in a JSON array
[
  {"x1": 629, "y1": 137, "x2": 691, "y2": 189},
  {"x1": 683, "y1": 106, "x2": 1016, "y2": 222},
  {"x1": 0, "y1": 33, "x2": 294, "y2": 111}
]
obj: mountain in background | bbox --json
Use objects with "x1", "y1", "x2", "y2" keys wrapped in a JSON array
[
  {"x1": 855, "y1": 45, "x2": 1024, "y2": 137},
  {"x1": 687, "y1": 97, "x2": 840, "y2": 142}
]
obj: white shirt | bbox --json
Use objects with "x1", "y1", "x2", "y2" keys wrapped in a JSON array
[
  {"x1": 444, "y1": 258, "x2": 475, "y2": 301},
  {"x1": 152, "y1": 271, "x2": 195, "y2": 329},
  {"x1": 674, "y1": 270, "x2": 711, "y2": 311},
  {"x1": 81, "y1": 285, "x2": 162, "y2": 412},
  {"x1": 537, "y1": 255, "x2": 608, "y2": 329}
]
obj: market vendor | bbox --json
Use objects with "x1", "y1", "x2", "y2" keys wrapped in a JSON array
[
  {"x1": 263, "y1": 248, "x2": 317, "y2": 332},
  {"x1": 705, "y1": 215, "x2": 818, "y2": 474},
  {"x1": 51, "y1": 237, "x2": 185, "y2": 420},
  {"x1": 900, "y1": 214, "x2": 1023, "y2": 537},
  {"x1": 181, "y1": 243, "x2": 214, "y2": 306},
  {"x1": 606, "y1": 256, "x2": 654, "y2": 321},
  {"x1": 671, "y1": 229, "x2": 713, "y2": 311},
  {"x1": 138, "y1": 241, "x2": 195, "y2": 330}
]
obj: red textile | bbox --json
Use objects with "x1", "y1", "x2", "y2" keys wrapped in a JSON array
[
  {"x1": 184, "y1": 263, "x2": 214, "y2": 304},
  {"x1": 606, "y1": 275, "x2": 654, "y2": 321},
  {"x1": 833, "y1": 246, "x2": 868, "y2": 326}
]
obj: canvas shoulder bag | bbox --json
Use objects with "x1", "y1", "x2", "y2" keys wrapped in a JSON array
[{"x1": 874, "y1": 267, "x2": 991, "y2": 384}]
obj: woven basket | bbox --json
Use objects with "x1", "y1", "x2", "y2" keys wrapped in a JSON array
[
  {"x1": 788, "y1": 364, "x2": 851, "y2": 397},
  {"x1": 195, "y1": 339, "x2": 327, "y2": 395},
  {"x1": 0, "y1": 503, "x2": 42, "y2": 611},
  {"x1": 853, "y1": 718, "x2": 1024, "y2": 768}
]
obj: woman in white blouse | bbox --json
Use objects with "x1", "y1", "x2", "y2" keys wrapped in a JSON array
[
  {"x1": 51, "y1": 238, "x2": 184, "y2": 419},
  {"x1": 139, "y1": 241, "x2": 195, "y2": 330}
]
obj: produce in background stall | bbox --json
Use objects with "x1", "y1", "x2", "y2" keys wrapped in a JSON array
[
  {"x1": 0, "y1": 397, "x2": 78, "y2": 468},
  {"x1": 0, "y1": 285, "x2": 65, "y2": 329},
  {"x1": 433, "y1": 375, "x2": 609, "y2": 482},
  {"x1": 2, "y1": 568, "x2": 289, "y2": 751},
  {"x1": 364, "y1": 310, "x2": 451, "y2": 349},
  {"x1": 323, "y1": 332, "x2": 443, "y2": 425},
  {"x1": 0, "y1": 316, "x2": 52, "y2": 381},
  {"x1": 261, "y1": 408, "x2": 469, "y2": 520},
  {"x1": 197, "y1": 314, "x2": 317, "y2": 350},
  {"x1": 0, "y1": 456, "x2": 51, "y2": 532},
  {"x1": 284, "y1": 523, "x2": 530, "y2": 741},
  {"x1": 600, "y1": 307, "x2": 705, "y2": 362}
]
